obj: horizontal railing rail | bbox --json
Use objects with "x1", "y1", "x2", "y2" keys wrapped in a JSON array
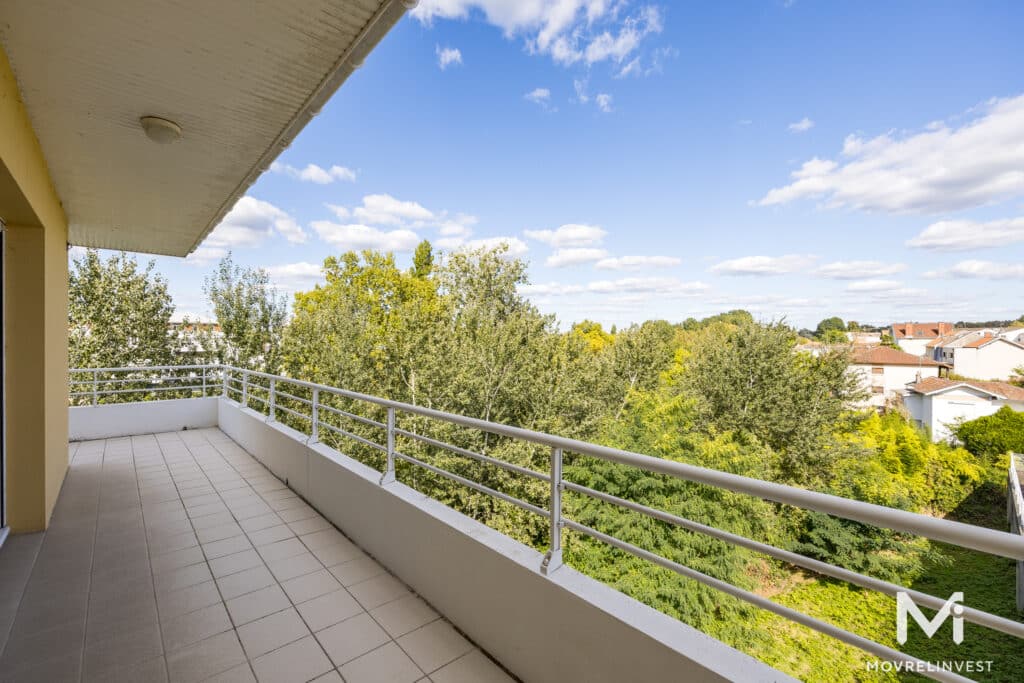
[{"x1": 71, "y1": 364, "x2": 1024, "y2": 683}]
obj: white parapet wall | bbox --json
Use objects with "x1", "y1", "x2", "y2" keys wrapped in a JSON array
[
  {"x1": 217, "y1": 398, "x2": 793, "y2": 683},
  {"x1": 69, "y1": 397, "x2": 219, "y2": 441}
]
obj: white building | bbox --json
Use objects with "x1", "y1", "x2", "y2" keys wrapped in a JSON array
[
  {"x1": 850, "y1": 346, "x2": 946, "y2": 409},
  {"x1": 890, "y1": 322, "x2": 954, "y2": 356},
  {"x1": 927, "y1": 330, "x2": 1024, "y2": 380},
  {"x1": 903, "y1": 377, "x2": 1024, "y2": 442}
]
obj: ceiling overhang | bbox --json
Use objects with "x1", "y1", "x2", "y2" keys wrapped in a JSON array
[{"x1": 0, "y1": 0, "x2": 410, "y2": 256}]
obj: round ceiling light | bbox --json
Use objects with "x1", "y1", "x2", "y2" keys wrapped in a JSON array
[{"x1": 140, "y1": 116, "x2": 182, "y2": 144}]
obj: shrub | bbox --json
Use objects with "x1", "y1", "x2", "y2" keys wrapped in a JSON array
[{"x1": 954, "y1": 406, "x2": 1024, "y2": 460}]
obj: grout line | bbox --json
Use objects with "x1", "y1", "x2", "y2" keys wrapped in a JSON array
[
  {"x1": 136, "y1": 433, "x2": 174, "y2": 682},
  {"x1": 76, "y1": 436, "x2": 108, "y2": 682}
]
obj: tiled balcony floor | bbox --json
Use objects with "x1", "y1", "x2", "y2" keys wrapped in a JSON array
[{"x1": 0, "y1": 429, "x2": 514, "y2": 683}]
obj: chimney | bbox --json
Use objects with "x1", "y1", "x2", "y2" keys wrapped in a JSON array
[{"x1": 938, "y1": 322, "x2": 953, "y2": 335}]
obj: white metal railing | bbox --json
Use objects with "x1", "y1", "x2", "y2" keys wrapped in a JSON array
[
  {"x1": 1010, "y1": 454, "x2": 1024, "y2": 612},
  {"x1": 69, "y1": 364, "x2": 222, "y2": 405},
  {"x1": 71, "y1": 365, "x2": 1024, "y2": 682}
]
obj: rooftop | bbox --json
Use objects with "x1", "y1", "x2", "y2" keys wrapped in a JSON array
[
  {"x1": 907, "y1": 377, "x2": 1024, "y2": 401},
  {"x1": 851, "y1": 346, "x2": 947, "y2": 367}
]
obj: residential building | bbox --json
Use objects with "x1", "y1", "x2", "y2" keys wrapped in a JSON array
[
  {"x1": 849, "y1": 346, "x2": 947, "y2": 409},
  {"x1": 889, "y1": 321, "x2": 954, "y2": 356},
  {"x1": 904, "y1": 377, "x2": 1024, "y2": 442},
  {"x1": 927, "y1": 329, "x2": 1024, "y2": 380}
]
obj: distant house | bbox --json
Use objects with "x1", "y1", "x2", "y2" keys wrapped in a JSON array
[
  {"x1": 850, "y1": 346, "x2": 947, "y2": 409},
  {"x1": 904, "y1": 377, "x2": 1024, "y2": 442},
  {"x1": 890, "y1": 322, "x2": 953, "y2": 356},
  {"x1": 927, "y1": 329, "x2": 1024, "y2": 380}
]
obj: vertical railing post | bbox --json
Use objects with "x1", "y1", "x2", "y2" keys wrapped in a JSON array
[
  {"x1": 542, "y1": 447, "x2": 563, "y2": 575},
  {"x1": 268, "y1": 378, "x2": 276, "y2": 422},
  {"x1": 222, "y1": 367, "x2": 229, "y2": 398},
  {"x1": 310, "y1": 389, "x2": 319, "y2": 443},
  {"x1": 380, "y1": 407, "x2": 396, "y2": 484},
  {"x1": 241, "y1": 371, "x2": 249, "y2": 408},
  {"x1": 201, "y1": 366, "x2": 207, "y2": 397},
  {"x1": 91, "y1": 369, "x2": 99, "y2": 406}
]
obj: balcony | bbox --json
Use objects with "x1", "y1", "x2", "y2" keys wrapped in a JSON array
[
  {"x1": 5, "y1": 366, "x2": 1024, "y2": 682},
  {"x1": 0, "y1": 427, "x2": 514, "y2": 683}
]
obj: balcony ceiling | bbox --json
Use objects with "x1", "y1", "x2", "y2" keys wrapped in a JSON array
[{"x1": 0, "y1": 0, "x2": 406, "y2": 256}]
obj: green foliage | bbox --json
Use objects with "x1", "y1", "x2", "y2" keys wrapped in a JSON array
[
  {"x1": 954, "y1": 406, "x2": 1024, "y2": 460},
  {"x1": 680, "y1": 319, "x2": 863, "y2": 486},
  {"x1": 815, "y1": 316, "x2": 846, "y2": 338},
  {"x1": 203, "y1": 254, "x2": 287, "y2": 372},
  {"x1": 69, "y1": 249, "x2": 176, "y2": 369}
]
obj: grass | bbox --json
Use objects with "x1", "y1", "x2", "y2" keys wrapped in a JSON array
[{"x1": 726, "y1": 480, "x2": 1024, "y2": 682}]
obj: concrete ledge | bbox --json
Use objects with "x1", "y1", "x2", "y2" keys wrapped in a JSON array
[
  {"x1": 69, "y1": 397, "x2": 219, "y2": 441},
  {"x1": 218, "y1": 398, "x2": 792, "y2": 683}
]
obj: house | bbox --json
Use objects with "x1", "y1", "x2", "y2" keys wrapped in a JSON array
[
  {"x1": 849, "y1": 346, "x2": 947, "y2": 409},
  {"x1": 927, "y1": 329, "x2": 1024, "y2": 380},
  {"x1": 904, "y1": 377, "x2": 1024, "y2": 442},
  {"x1": 890, "y1": 321, "x2": 954, "y2": 356}
]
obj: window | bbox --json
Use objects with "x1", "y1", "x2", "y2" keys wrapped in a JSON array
[
  {"x1": 872, "y1": 386, "x2": 885, "y2": 394},
  {"x1": 871, "y1": 367, "x2": 884, "y2": 375}
]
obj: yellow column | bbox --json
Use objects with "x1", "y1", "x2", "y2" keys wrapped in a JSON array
[{"x1": 1, "y1": 43, "x2": 70, "y2": 531}]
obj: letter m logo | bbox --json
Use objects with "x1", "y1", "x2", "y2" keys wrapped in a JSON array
[{"x1": 896, "y1": 592, "x2": 964, "y2": 644}]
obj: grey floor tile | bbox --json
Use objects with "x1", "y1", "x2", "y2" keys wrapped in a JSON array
[
  {"x1": 339, "y1": 642, "x2": 423, "y2": 683},
  {"x1": 430, "y1": 650, "x2": 515, "y2": 683},
  {"x1": 328, "y1": 556, "x2": 386, "y2": 586},
  {"x1": 237, "y1": 607, "x2": 310, "y2": 659},
  {"x1": 166, "y1": 630, "x2": 247, "y2": 683},
  {"x1": 251, "y1": 634, "x2": 333, "y2": 683},
  {"x1": 225, "y1": 584, "x2": 291, "y2": 626},
  {"x1": 281, "y1": 569, "x2": 340, "y2": 604},
  {"x1": 315, "y1": 612, "x2": 390, "y2": 666},
  {"x1": 264, "y1": 551, "x2": 323, "y2": 583},
  {"x1": 161, "y1": 602, "x2": 233, "y2": 653},
  {"x1": 216, "y1": 565, "x2": 276, "y2": 601},
  {"x1": 209, "y1": 549, "x2": 264, "y2": 579},
  {"x1": 296, "y1": 589, "x2": 363, "y2": 632},
  {"x1": 158, "y1": 580, "x2": 223, "y2": 622},
  {"x1": 370, "y1": 595, "x2": 440, "y2": 638},
  {"x1": 348, "y1": 573, "x2": 411, "y2": 610},
  {"x1": 397, "y1": 620, "x2": 474, "y2": 674}
]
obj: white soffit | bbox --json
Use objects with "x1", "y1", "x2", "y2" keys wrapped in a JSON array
[{"x1": 0, "y1": 0, "x2": 409, "y2": 256}]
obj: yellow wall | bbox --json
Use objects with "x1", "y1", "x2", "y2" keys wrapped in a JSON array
[{"x1": 1, "y1": 45, "x2": 70, "y2": 531}]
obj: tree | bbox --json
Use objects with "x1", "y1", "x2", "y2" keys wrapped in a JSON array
[
  {"x1": 814, "y1": 316, "x2": 846, "y2": 339},
  {"x1": 204, "y1": 254, "x2": 288, "y2": 372},
  {"x1": 680, "y1": 320, "x2": 863, "y2": 485},
  {"x1": 953, "y1": 406, "x2": 1024, "y2": 460},
  {"x1": 412, "y1": 240, "x2": 434, "y2": 279},
  {"x1": 69, "y1": 249, "x2": 176, "y2": 369}
]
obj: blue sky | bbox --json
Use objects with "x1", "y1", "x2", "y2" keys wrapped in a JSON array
[{"x1": 100, "y1": 0, "x2": 1024, "y2": 329}]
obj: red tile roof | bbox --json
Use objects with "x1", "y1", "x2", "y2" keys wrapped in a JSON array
[
  {"x1": 892, "y1": 322, "x2": 953, "y2": 339},
  {"x1": 908, "y1": 377, "x2": 1024, "y2": 401},
  {"x1": 851, "y1": 346, "x2": 946, "y2": 367}
]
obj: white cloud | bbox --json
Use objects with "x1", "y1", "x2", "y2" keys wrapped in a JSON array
[
  {"x1": 924, "y1": 259, "x2": 1024, "y2": 279},
  {"x1": 436, "y1": 45, "x2": 463, "y2": 69},
  {"x1": 311, "y1": 222, "x2": 421, "y2": 252},
  {"x1": 759, "y1": 94, "x2": 1024, "y2": 213},
  {"x1": 813, "y1": 260, "x2": 908, "y2": 279},
  {"x1": 352, "y1": 194, "x2": 435, "y2": 226},
  {"x1": 265, "y1": 262, "x2": 324, "y2": 292},
  {"x1": 523, "y1": 277, "x2": 708, "y2": 297},
  {"x1": 270, "y1": 162, "x2": 356, "y2": 184},
  {"x1": 845, "y1": 279, "x2": 904, "y2": 292},
  {"x1": 185, "y1": 246, "x2": 229, "y2": 267},
  {"x1": 788, "y1": 117, "x2": 814, "y2": 133},
  {"x1": 595, "y1": 255, "x2": 681, "y2": 270},
  {"x1": 204, "y1": 196, "x2": 306, "y2": 249},
  {"x1": 906, "y1": 216, "x2": 1024, "y2": 251},
  {"x1": 709, "y1": 294, "x2": 820, "y2": 310},
  {"x1": 413, "y1": 2, "x2": 665, "y2": 71},
  {"x1": 709, "y1": 254, "x2": 815, "y2": 276},
  {"x1": 595, "y1": 93, "x2": 613, "y2": 113},
  {"x1": 546, "y1": 248, "x2": 608, "y2": 267},
  {"x1": 461, "y1": 236, "x2": 529, "y2": 257},
  {"x1": 524, "y1": 223, "x2": 606, "y2": 247},
  {"x1": 525, "y1": 87, "x2": 555, "y2": 111},
  {"x1": 573, "y1": 78, "x2": 590, "y2": 103}
]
